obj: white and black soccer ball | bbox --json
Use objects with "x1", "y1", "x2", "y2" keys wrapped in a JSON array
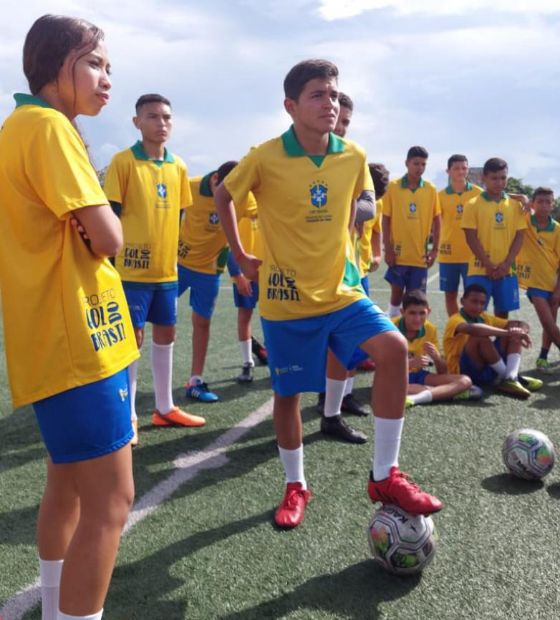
[
  {"x1": 367, "y1": 504, "x2": 436, "y2": 575},
  {"x1": 502, "y1": 428, "x2": 555, "y2": 480}
]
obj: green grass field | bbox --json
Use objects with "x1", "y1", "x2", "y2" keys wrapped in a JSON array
[{"x1": 1, "y1": 271, "x2": 559, "y2": 620}]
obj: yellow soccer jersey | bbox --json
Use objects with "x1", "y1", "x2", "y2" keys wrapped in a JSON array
[
  {"x1": 443, "y1": 311, "x2": 508, "y2": 375},
  {"x1": 104, "y1": 141, "x2": 192, "y2": 285},
  {"x1": 382, "y1": 176, "x2": 441, "y2": 268},
  {"x1": 0, "y1": 95, "x2": 139, "y2": 408},
  {"x1": 517, "y1": 214, "x2": 560, "y2": 292},
  {"x1": 461, "y1": 192, "x2": 527, "y2": 277},
  {"x1": 224, "y1": 125, "x2": 373, "y2": 321},
  {"x1": 177, "y1": 174, "x2": 257, "y2": 274},
  {"x1": 392, "y1": 317, "x2": 440, "y2": 372},
  {"x1": 438, "y1": 183, "x2": 482, "y2": 263},
  {"x1": 357, "y1": 203, "x2": 382, "y2": 277}
]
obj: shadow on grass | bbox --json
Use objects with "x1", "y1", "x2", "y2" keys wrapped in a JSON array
[
  {"x1": 545, "y1": 481, "x2": 560, "y2": 500},
  {"x1": 481, "y1": 473, "x2": 544, "y2": 495}
]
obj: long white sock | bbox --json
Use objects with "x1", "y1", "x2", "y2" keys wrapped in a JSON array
[
  {"x1": 324, "y1": 378, "x2": 345, "y2": 418},
  {"x1": 278, "y1": 445, "x2": 306, "y2": 488},
  {"x1": 58, "y1": 611, "x2": 103, "y2": 620},
  {"x1": 40, "y1": 559, "x2": 63, "y2": 620},
  {"x1": 344, "y1": 376, "x2": 354, "y2": 396},
  {"x1": 505, "y1": 353, "x2": 521, "y2": 380},
  {"x1": 151, "y1": 342, "x2": 174, "y2": 415},
  {"x1": 128, "y1": 360, "x2": 139, "y2": 421},
  {"x1": 386, "y1": 303, "x2": 401, "y2": 318},
  {"x1": 490, "y1": 358, "x2": 507, "y2": 378},
  {"x1": 239, "y1": 339, "x2": 254, "y2": 366},
  {"x1": 408, "y1": 389, "x2": 433, "y2": 405},
  {"x1": 189, "y1": 374, "x2": 203, "y2": 386},
  {"x1": 373, "y1": 416, "x2": 404, "y2": 481}
]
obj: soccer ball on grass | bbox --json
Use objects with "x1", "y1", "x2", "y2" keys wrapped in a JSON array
[{"x1": 502, "y1": 428, "x2": 555, "y2": 480}]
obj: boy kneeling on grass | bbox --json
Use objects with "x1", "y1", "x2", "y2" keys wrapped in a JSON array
[
  {"x1": 443, "y1": 284, "x2": 543, "y2": 399},
  {"x1": 393, "y1": 290, "x2": 478, "y2": 408}
]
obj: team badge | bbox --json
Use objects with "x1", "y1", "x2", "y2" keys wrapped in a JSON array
[
  {"x1": 409, "y1": 203, "x2": 417, "y2": 213},
  {"x1": 538, "y1": 238, "x2": 544, "y2": 246},
  {"x1": 119, "y1": 387, "x2": 129, "y2": 402},
  {"x1": 457, "y1": 204, "x2": 463, "y2": 213},
  {"x1": 209, "y1": 211, "x2": 220, "y2": 225},
  {"x1": 310, "y1": 183, "x2": 328, "y2": 208},
  {"x1": 495, "y1": 212, "x2": 504, "y2": 223},
  {"x1": 157, "y1": 183, "x2": 167, "y2": 198}
]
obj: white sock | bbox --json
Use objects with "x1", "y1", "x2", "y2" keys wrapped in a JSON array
[
  {"x1": 40, "y1": 559, "x2": 63, "y2": 620},
  {"x1": 58, "y1": 611, "x2": 103, "y2": 620},
  {"x1": 373, "y1": 416, "x2": 404, "y2": 481},
  {"x1": 408, "y1": 389, "x2": 433, "y2": 405},
  {"x1": 386, "y1": 303, "x2": 401, "y2": 318},
  {"x1": 128, "y1": 360, "x2": 139, "y2": 421},
  {"x1": 189, "y1": 374, "x2": 203, "y2": 386},
  {"x1": 505, "y1": 353, "x2": 521, "y2": 380},
  {"x1": 151, "y1": 342, "x2": 174, "y2": 415},
  {"x1": 278, "y1": 445, "x2": 306, "y2": 488},
  {"x1": 239, "y1": 339, "x2": 254, "y2": 366},
  {"x1": 344, "y1": 376, "x2": 354, "y2": 396},
  {"x1": 324, "y1": 378, "x2": 346, "y2": 418},
  {"x1": 490, "y1": 359, "x2": 507, "y2": 378}
]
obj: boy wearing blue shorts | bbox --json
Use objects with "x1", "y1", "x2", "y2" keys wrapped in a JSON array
[
  {"x1": 383, "y1": 146, "x2": 441, "y2": 317},
  {"x1": 516, "y1": 187, "x2": 560, "y2": 373},
  {"x1": 105, "y1": 94, "x2": 205, "y2": 443},
  {"x1": 462, "y1": 157, "x2": 526, "y2": 319},
  {"x1": 215, "y1": 59, "x2": 442, "y2": 528},
  {"x1": 438, "y1": 154, "x2": 482, "y2": 316},
  {"x1": 443, "y1": 284, "x2": 542, "y2": 398}
]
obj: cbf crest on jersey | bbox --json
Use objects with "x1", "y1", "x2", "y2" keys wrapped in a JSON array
[
  {"x1": 409, "y1": 203, "x2": 417, "y2": 213},
  {"x1": 456, "y1": 204, "x2": 464, "y2": 214},
  {"x1": 495, "y1": 212, "x2": 504, "y2": 224},
  {"x1": 157, "y1": 183, "x2": 167, "y2": 198},
  {"x1": 209, "y1": 211, "x2": 220, "y2": 225},
  {"x1": 310, "y1": 182, "x2": 328, "y2": 208}
]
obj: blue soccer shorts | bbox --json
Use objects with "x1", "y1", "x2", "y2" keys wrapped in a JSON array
[
  {"x1": 459, "y1": 339, "x2": 504, "y2": 386},
  {"x1": 465, "y1": 275, "x2": 519, "y2": 313},
  {"x1": 123, "y1": 283, "x2": 178, "y2": 328},
  {"x1": 233, "y1": 281, "x2": 259, "y2": 310},
  {"x1": 439, "y1": 263, "x2": 468, "y2": 293},
  {"x1": 385, "y1": 265, "x2": 428, "y2": 292},
  {"x1": 526, "y1": 287, "x2": 552, "y2": 302},
  {"x1": 177, "y1": 264, "x2": 221, "y2": 319}
]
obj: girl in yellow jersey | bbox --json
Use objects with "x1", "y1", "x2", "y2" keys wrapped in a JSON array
[{"x1": 0, "y1": 15, "x2": 139, "y2": 620}]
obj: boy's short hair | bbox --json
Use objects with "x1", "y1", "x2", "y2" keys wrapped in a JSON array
[
  {"x1": 463, "y1": 283, "x2": 487, "y2": 299},
  {"x1": 338, "y1": 92, "x2": 353, "y2": 111},
  {"x1": 532, "y1": 186, "x2": 555, "y2": 200},
  {"x1": 135, "y1": 94, "x2": 171, "y2": 114},
  {"x1": 284, "y1": 59, "x2": 338, "y2": 101},
  {"x1": 402, "y1": 289, "x2": 429, "y2": 310},
  {"x1": 368, "y1": 163, "x2": 390, "y2": 199},
  {"x1": 447, "y1": 154, "x2": 468, "y2": 169},
  {"x1": 482, "y1": 157, "x2": 508, "y2": 175},
  {"x1": 406, "y1": 146, "x2": 429, "y2": 161},
  {"x1": 217, "y1": 160, "x2": 238, "y2": 184}
]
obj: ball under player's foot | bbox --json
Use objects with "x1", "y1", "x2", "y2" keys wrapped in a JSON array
[
  {"x1": 131, "y1": 418, "x2": 139, "y2": 447},
  {"x1": 237, "y1": 362, "x2": 254, "y2": 383},
  {"x1": 341, "y1": 393, "x2": 369, "y2": 416},
  {"x1": 185, "y1": 378, "x2": 219, "y2": 402},
  {"x1": 152, "y1": 406, "x2": 206, "y2": 427},
  {"x1": 251, "y1": 336, "x2": 268, "y2": 365},
  {"x1": 320, "y1": 414, "x2": 367, "y2": 444},
  {"x1": 367, "y1": 467, "x2": 443, "y2": 516},
  {"x1": 274, "y1": 482, "x2": 311, "y2": 528}
]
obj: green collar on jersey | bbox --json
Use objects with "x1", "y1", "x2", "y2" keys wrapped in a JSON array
[
  {"x1": 481, "y1": 191, "x2": 507, "y2": 203},
  {"x1": 445, "y1": 182, "x2": 473, "y2": 195},
  {"x1": 460, "y1": 309, "x2": 484, "y2": 324},
  {"x1": 401, "y1": 175, "x2": 425, "y2": 191},
  {"x1": 530, "y1": 213, "x2": 555, "y2": 232},
  {"x1": 397, "y1": 317, "x2": 426, "y2": 341},
  {"x1": 281, "y1": 125, "x2": 344, "y2": 168},
  {"x1": 130, "y1": 140, "x2": 174, "y2": 167},
  {"x1": 199, "y1": 171, "x2": 218, "y2": 197},
  {"x1": 14, "y1": 93, "x2": 52, "y2": 109}
]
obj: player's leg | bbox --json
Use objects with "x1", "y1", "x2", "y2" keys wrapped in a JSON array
[
  {"x1": 423, "y1": 372, "x2": 473, "y2": 401},
  {"x1": 237, "y1": 307, "x2": 255, "y2": 382},
  {"x1": 440, "y1": 263, "x2": 462, "y2": 317},
  {"x1": 494, "y1": 275, "x2": 520, "y2": 320},
  {"x1": 531, "y1": 292, "x2": 560, "y2": 373},
  {"x1": 384, "y1": 266, "x2": 407, "y2": 317}
]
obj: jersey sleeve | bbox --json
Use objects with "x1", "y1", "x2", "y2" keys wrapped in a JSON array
[
  {"x1": 27, "y1": 115, "x2": 107, "y2": 219},
  {"x1": 433, "y1": 187, "x2": 442, "y2": 217},
  {"x1": 240, "y1": 192, "x2": 258, "y2": 219},
  {"x1": 103, "y1": 155, "x2": 126, "y2": 205},
  {"x1": 428, "y1": 323, "x2": 441, "y2": 353},
  {"x1": 514, "y1": 203, "x2": 528, "y2": 231},
  {"x1": 487, "y1": 315, "x2": 509, "y2": 329},
  {"x1": 223, "y1": 148, "x2": 261, "y2": 219},
  {"x1": 461, "y1": 198, "x2": 478, "y2": 229},
  {"x1": 372, "y1": 201, "x2": 382, "y2": 233},
  {"x1": 353, "y1": 158, "x2": 374, "y2": 200},
  {"x1": 180, "y1": 163, "x2": 193, "y2": 210}
]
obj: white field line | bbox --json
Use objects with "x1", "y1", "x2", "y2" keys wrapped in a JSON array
[
  {"x1": 427, "y1": 272, "x2": 439, "y2": 285},
  {"x1": 0, "y1": 398, "x2": 274, "y2": 620}
]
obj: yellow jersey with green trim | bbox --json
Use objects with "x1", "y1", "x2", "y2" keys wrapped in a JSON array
[
  {"x1": 223, "y1": 125, "x2": 373, "y2": 320},
  {"x1": 517, "y1": 213, "x2": 560, "y2": 291},
  {"x1": 443, "y1": 311, "x2": 508, "y2": 374},
  {"x1": 392, "y1": 317, "x2": 440, "y2": 372},
  {"x1": 177, "y1": 174, "x2": 257, "y2": 274},
  {"x1": 438, "y1": 183, "x2": 482, "y2": 263},
  {"x1": 0, "y1": 95, "x2": 139, "y2": 408},
  {"x1": 104, "y1": 140, "x2": 192, "y2": 285},
  {"x1": 382, "y1": 176, "x2": 441, "y2": 268},
  {"x1": 461, "y1": 192, "x2": 527, "y2": 277},
  {"x1": 357, "y1": 203, "x2": 382, "y2": 277}
]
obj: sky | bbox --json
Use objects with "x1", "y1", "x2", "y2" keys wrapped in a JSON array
[{"x1": 1, "y1": 0, "x2": 560, "y2": 191}]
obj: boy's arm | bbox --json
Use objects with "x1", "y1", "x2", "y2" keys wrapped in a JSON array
[
  {"x1": 455, "y1": 322, "x2": 530, "y2": 348},
  {"x1": 464, "y1": 229, "x2": 495, "y2": 277},
  {"x1": 370, "y1": 230, "x2": 382, "y2": 272},
  {"x1": 71, "y1": 204, "x2": 124, "y2": 258},
  {"x1": 423, "y1": 341, "x2": 447, "y2": 373},
  {"x1": 426, "y1": 214, "x2": 441, "y2": 267},
  {"x1": 494, "y1": 230, "x2": 524, "y2": 280},
  {"x1": 382, "y1": 215, "x2": 396, "y2": 267}
]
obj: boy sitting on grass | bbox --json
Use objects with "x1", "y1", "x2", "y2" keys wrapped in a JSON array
[
  {"x1": 443, "y1": 284, "x2": 542, "y2": 398},
  {"x1": 392, "y1": 290, "x2": 477, "y2": 408}
]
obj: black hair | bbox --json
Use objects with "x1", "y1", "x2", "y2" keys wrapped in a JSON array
[
  {"x1": 402, "y1": 289, "x2": 429, "y2": 310},
  {"x1": 406, "y1": 146, "x2": 429, "y2": 160},
  {"x1": 284, "y1": 59, "x2": 338, "y2": 101}
]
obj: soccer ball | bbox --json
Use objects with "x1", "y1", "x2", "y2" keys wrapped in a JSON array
[
  {"x1": 502, "y1": 428, "x2": 555, "y2": 480},
  {"x1": 367, "y1": 504, "x2": 436, "y2": 575}
]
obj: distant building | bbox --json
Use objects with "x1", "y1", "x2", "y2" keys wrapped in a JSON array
[{"x1": 467, "y1": 167, "x2": 483, "y2": 187}]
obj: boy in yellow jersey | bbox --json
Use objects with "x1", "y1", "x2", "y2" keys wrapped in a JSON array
[
  {"x1": 383, "y1": 146, "x2": 442, "y2": 318},
  {"x1": 392, "y1": 290, "x2": 476, "y2": 407},
  {"x1": 516, "y1": 187, "x2": 560, "y2": 373},
  {"x1": 104, "y1": 94, "x2": 205, "y2": 441},
  {"x1": 462, "y1": 157, "x2": 526, "y2": 319},
  {"x1": 215, "y1": 59, "x2": 442, "y2": 528},
  {"x1": 438, "y1": 154, "x2": 482, "y2": 316},
  {"x1": 443, "y1": 284, "x2": 542, "y2": 397},
  {"x1": 178, "y1": 161, "x2": 257, "y2": 400}
]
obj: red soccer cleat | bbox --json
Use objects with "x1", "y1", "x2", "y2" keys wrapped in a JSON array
[
  {"x1": 367, "y1": 467, "x2": 442, "y2": 515},
  {"x1": 357, "y1": 358, "x2": 376, "y2": 372},
  {"x1": 274, "y1": 482, "x2": 311, "y2": 528}
]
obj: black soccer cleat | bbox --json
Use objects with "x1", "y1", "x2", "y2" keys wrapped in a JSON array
[{"x1": 320, "y1": 415, "x2": 367, "y2": 444}]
